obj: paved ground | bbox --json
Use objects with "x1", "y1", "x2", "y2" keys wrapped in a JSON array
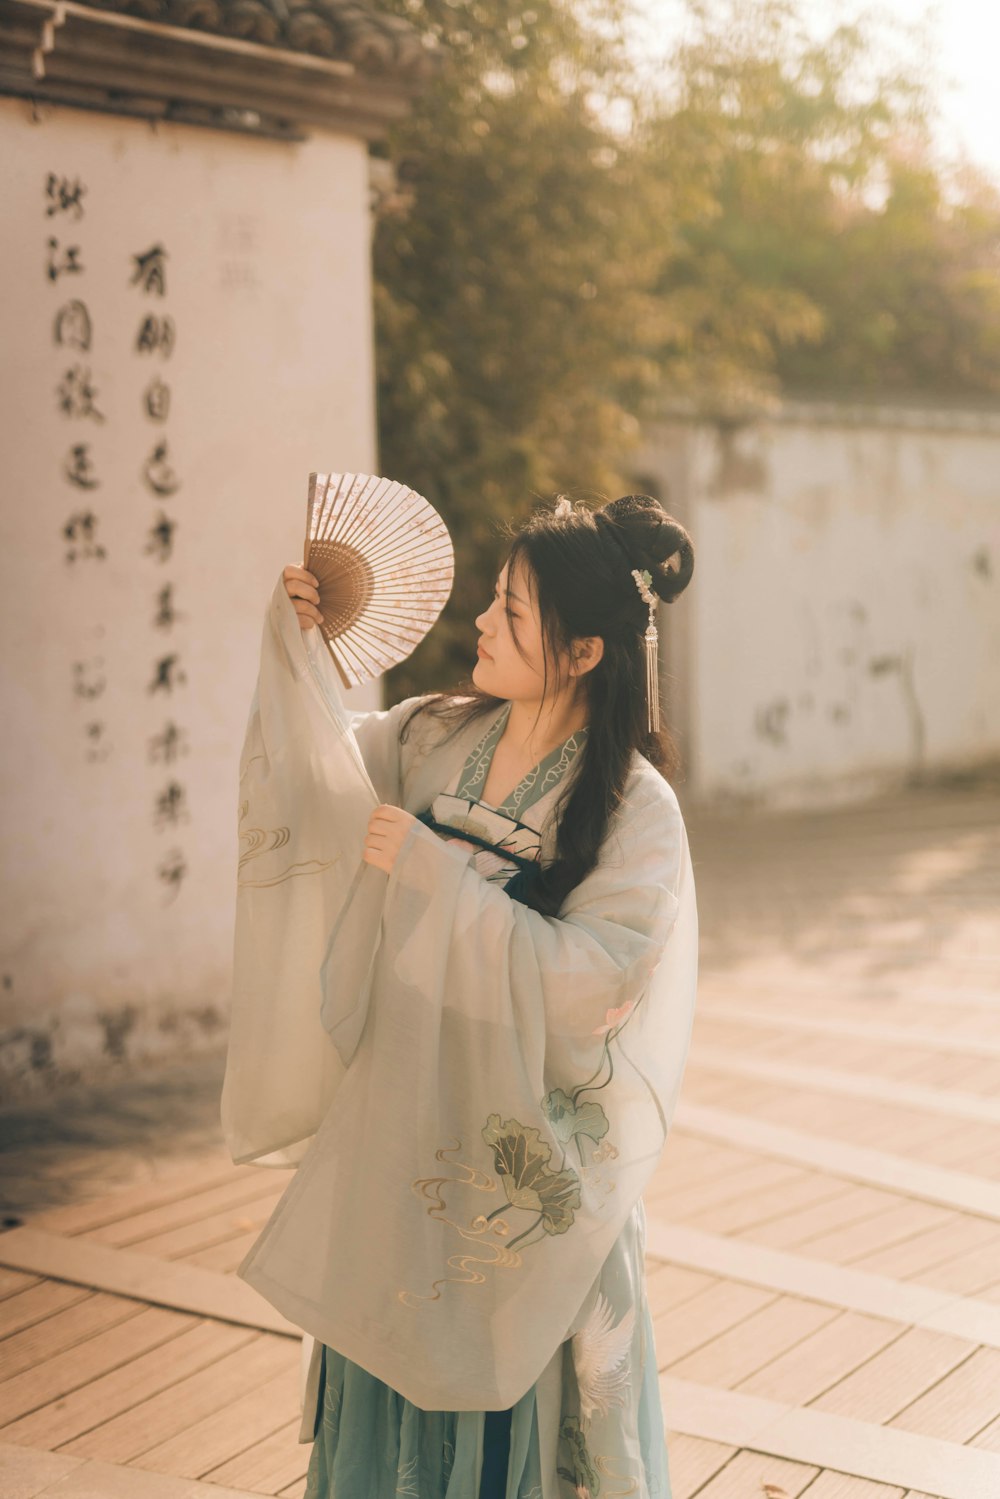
[
  {"x1": 2, "y1": 775, "x2": 999, "y2": 1497},
  {"x1": 0, "y1": 1049, "x2": 229, "y2": 1225}
]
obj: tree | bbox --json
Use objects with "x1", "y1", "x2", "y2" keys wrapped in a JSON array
[
  {"x1": 372, "y1": 0, "x2": 675, "y2": 696},
  {"x1": 636, "y1": 0, "x2": 1000, "y2": 403}
]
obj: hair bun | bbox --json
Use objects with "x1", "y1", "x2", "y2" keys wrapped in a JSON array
[{"x1": 599, "y1": 494, "x2": 695, "y2": 604}]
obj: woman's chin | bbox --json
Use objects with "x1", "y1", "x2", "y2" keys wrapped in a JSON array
[{"x1": 473, "y1": 659, "x2": 505, "y2": 697}]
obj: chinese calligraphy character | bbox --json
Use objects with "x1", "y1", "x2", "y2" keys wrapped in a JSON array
[
  {"x1": 152, "y1": 582, "x2": 183, "y2": 631},
  {"x1": 45, "y1": 174, "x2": 87, "y2": 220},
  {"x1": 130, "y1": 243, "x2": 168, "y2": 296},
  {"x1": 147, "y1": 653, "x2": 187, "y2": 694},
  {"x1": 153, "y1": 780, "x2": 189, "y2": 829},
  {"x1": 142, "y1": 440, "x2": 180, "y2": 497},
  {"x1": 53, "y1": 299, "x2": 92, "y2": 351},
  {"x1": 63, "y1": 511, "x2": 107, "y2": 563},
  {"x1": 148, "y1": 719, "x2": 190, "y2": 764},
  {"x1": 56, "y1": 365, "x2": 105, "y2": 422},
  {"x1": 72, "y1": 658, "x2": 106, "y2": 699},
  {"x1": 143, "y1": 511, "x2": 177, "y2": 563},
  {"x1": 156, "y1": 846, "x2": 188, "y2": 901},
  {"x1": 135, "y1": 314, "x2": 175, "y2": 356},
  {"x1": 64, "y1": 442, "x2": 100, "y2": 489},
  {"x1": 84, "y1": 720, "x2": 111, "y2": 763},
  {"x1": 143, "y1": 375, "x2": 171, "y2": 422},
  {"x1": 46, "y1": 237, "x2": 84, "y2": 281}
]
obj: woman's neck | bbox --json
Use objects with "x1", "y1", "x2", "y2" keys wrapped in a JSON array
[{"x1": 503, "y1": 691, "x2": 588, "y2": 764}]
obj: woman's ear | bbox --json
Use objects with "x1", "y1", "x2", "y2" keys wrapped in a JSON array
[{"x1": 570, "y1": 635, "x2": 604, "y2": 677}]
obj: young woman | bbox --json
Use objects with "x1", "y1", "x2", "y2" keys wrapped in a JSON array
[{"x1": 222, "y1": 492, "x2": 699, "y2": 1499}]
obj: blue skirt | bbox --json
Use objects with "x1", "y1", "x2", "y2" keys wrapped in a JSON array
[
  {"x1": 303, "y1": 1297, "x2": 672, "y2": 1497},
  {"x1": 303, "y1": 1345, "x2": 535, "y2": 1499}
]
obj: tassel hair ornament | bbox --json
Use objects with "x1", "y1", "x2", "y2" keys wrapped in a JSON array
[{"x1": 631, "y1": 568, "x2": 660, "y2": 734}]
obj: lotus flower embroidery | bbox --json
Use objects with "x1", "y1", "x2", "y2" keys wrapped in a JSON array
[{"x1": 591, "y1": 998, "x2": 635, "y2": 1037}]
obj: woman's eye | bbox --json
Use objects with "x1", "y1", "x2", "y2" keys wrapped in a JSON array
[{"x1": 491, "y1": 585, "x2": 519, "y2": 621}]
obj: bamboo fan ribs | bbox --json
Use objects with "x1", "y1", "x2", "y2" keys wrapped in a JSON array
[{"x1": 304, "y1": 471, "x2": 454, "y2": 689}]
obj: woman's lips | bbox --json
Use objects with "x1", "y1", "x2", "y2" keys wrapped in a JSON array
[{"x1": 477, "y1": 642, "x2": 492, "y2": 659}]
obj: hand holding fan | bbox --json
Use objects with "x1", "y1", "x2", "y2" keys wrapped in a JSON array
[{"x1": 304, "y1": 471, "x2": 454, "y2": 688}]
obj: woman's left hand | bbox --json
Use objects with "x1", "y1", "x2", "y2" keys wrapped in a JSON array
[{"x1": 363, "y1": 804, "x2": 418, "y2": 875}]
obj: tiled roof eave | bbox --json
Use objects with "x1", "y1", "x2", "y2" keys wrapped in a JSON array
[{"x1": 0, "y1": 0, "x2": 437, "y2": 136}]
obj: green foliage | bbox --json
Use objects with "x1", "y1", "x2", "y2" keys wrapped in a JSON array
[
  {"x1": 373, "y1": 0, "x2": 673, "y2": 695},
  {"x1": 775, "y1": 158, "x2": 1000, "y2": 393},
  {"x1": 371, "y1": 0, "x2": 1000, "y2": 696},
  {"x1": 641, "y1": 1, "x2": 1000, "y2": 402}
]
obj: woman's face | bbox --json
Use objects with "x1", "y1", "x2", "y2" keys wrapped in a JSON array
[{"x1": 472, "y1": 557, "x2": 551, "y2": 703}]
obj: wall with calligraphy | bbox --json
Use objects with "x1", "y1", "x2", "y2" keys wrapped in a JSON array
[{"x1": 0, "y1": 97, "x2": 383, "y2": 1095}]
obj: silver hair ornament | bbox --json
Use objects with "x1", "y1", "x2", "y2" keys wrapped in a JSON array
[{"x1": 631, "y1": 568, "x2": 660, "y2": 733}]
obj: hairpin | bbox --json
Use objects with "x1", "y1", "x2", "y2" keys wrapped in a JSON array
[{"x1": 631, "y1": 568, "x2": 660, "y2": 733}]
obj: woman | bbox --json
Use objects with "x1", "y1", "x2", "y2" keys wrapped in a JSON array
[{"x1": 221, "y1": 492, "x2": 699, "y2": 1499}]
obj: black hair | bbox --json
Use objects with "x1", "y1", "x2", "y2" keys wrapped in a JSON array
[{"x1": 400, "y1": 493, "x2": 695, "y2": 916}]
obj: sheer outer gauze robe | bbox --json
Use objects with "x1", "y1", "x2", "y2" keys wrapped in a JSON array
[{"x1": 221, "y1": 576, "x2": 699, "y2": 1491}]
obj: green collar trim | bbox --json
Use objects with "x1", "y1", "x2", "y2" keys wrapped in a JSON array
[{"x1": 455, "y1": 701, "x2": 588, "y2": 818}]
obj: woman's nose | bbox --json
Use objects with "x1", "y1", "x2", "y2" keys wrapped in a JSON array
[{"x1": 475, "y1": 604, "x2": 492, "y2": 632}]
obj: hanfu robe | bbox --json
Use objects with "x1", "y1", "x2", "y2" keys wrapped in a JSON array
[{"x1": 221, "y1": 575, "x2": 700, "y2": 1498}]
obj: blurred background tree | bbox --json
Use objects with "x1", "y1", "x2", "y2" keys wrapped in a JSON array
[
  {"x1": 646, "y1": 2, "x2": 1000, "y2": 403},
  {"x1": 372, "y1": 0, "x2": 669, "y2": 695},
  {"x1": 373, "y1": 0, "x2": 1000, "y2": 697}
]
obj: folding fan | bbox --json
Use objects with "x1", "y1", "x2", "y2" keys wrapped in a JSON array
[{"x1": 303, "y1": 471, "x2": 454, "y2": 689}]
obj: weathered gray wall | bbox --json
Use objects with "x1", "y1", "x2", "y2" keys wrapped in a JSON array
[{"x1": 634, "y1": 402, "x2": 1000, "y2": 809}]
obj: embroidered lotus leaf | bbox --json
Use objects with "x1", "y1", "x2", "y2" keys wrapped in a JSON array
[
  {"x1": 481, "y1": 1113, "x2": 582, "y2": 1233},
  {"x1": 543, "y1": 1088, "x2": 610, "y2": 1149}
]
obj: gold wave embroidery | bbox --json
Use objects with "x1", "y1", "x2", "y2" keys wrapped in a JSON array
[
  {"x1": 591, "y1": 1452, "x2": 641, "y2": 1497},
  {"x1": 238, "y1": 860, "x2": 338, "y2": 889},
  {"x1": 397, "y1": 1137, "x2": 527, "y2": 1307},
  {"x1": 237, "y1": 800, "x2": 338, "y2": 887},
  {"x1": 239, "y1": 812, "x2": 289, "y2": 863},
  {"x1": 397, "y1": 1113, "x2": 586, "y2": 1305}
]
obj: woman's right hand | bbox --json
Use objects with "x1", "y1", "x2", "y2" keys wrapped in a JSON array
[{"x1": 283, "y1": 564, "x2": 323, "y2": 631}]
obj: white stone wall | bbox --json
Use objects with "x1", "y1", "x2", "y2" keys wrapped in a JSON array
[
  {"x1": 634, "y1": 405, "x2": 1000, "y2": 809},
  {"x1": 0, "y1": 97, "x2": 381, "y2": 1093}
]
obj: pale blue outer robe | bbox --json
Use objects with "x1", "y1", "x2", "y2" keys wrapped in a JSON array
[{"x1": 221, "y1": 577, "x2": 699, "y2": 1498}]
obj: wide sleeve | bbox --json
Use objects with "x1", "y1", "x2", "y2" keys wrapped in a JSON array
[
  {"x1": 299, "y1": 616, "x2": 430, "y2": 804},
  {"x1": 221, "y1": 575, "x2": 408, "y2": 1169},
  {"x1": 385, "y1": 782, "x2": 683, "y2": 1053},
  {"x1": 379, "y1": 778, "x2": 697, "y2": 1402}
]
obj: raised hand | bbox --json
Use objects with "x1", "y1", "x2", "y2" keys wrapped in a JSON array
[
  {"x1": 363, "y1": 804, "x2": 418, "y2": 874},
  {"x1": 282, "y1": 564, "x2": 323, "y2": 630}
]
